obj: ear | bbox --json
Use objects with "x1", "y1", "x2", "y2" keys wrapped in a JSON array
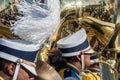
[
  {"x1": 76, "y1": 55, "x2": 81, "y2": 61},
  {"x1": 6, "y1": 63, "x2": 16, "y2": 76}
]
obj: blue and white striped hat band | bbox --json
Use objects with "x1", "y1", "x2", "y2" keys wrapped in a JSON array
[
  {"x1": 0, "y1": 38, "x2": 40, "y2": 75},
  {"x1": 59, "y1": 39, "x2": 89, "y2": 53},
  {"x1": 57, "y1": 28, "x2": 94, "y2": 57},
  {"x1": 0, "y1": 44, "x2": 38, "y2": 62},
  {"x1": 90, "y1": 54, "x2": 99, "y2": 60},
  {"x1": 90, "y1": 54, "x2": 99, "y2": 64}
]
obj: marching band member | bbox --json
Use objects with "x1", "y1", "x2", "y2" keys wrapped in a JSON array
[
  {"x1": 49, "y1": 28, "x2": 95, "y2": 80},
  {"x1": 0, "y1": 38, "x2": 40, "y2": 80}
]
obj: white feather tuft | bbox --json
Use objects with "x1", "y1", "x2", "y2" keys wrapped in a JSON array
[{"x1": 10, "y1": 0, "x2": 60, "y2": 45}]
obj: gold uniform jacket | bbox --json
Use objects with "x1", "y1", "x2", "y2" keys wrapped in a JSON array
[
  {"x1": 82, "y1": 68, "x2": 101, "y2": 80},
  {"x1": 82, "y1": 73, "x2": 101, "y2": 80}
]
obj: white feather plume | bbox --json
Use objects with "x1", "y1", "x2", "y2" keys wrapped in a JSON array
[{"x1": 10, "y1": 0, "x2": 60, "y2": 45}]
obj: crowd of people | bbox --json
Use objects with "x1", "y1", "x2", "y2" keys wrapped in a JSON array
[{"x1": 0, "y1": 28, "x2": 101, "y2": 80}]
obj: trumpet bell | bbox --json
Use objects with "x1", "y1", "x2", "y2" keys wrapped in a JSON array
[{"x1": 52, "y1": 0, "x2": 117, "y2": 53}]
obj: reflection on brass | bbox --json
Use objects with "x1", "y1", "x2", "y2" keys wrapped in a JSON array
[
  {"x1": 0, "y1": 0, "x2": 120, "y2": 80},
  {"x1": 0, "y1": 23, "x2": 19, "y2": 39},
  {"x1": 50, "y1": 0, "x2": 119, "y2": 80},
  {"x1": 0, "y1": 0, "x2": 20, "y2": 40},
  {"x1": 115, "y1": 24, "x2": 120, "y2": 53},
  {"x1": 82, "y1": 17, "x2": 115, "y2": 51}
]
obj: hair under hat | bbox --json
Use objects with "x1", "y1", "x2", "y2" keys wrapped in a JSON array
[
  {"x1": 57, "y1": 28, "x2": 94, "y2": 57},
  {"x1": 0, "y1": 38, "x2": 40, "y2": 76}
]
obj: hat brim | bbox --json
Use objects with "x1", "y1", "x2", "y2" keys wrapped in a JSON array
[
  {"x1": 82, "y1": 45, "x2": 95, "y2": 54},
  {"x1": 60, "y1": 47, "x2": 95, "y2": 57},
  {"x1": 85, "y1": 48, "x2": 95, "y2": 54},
  {"x1": 0, "y1": 52, "x2": 37, "y2": 76},
  {"x1": 61, "y1": 46, "x2": 95, "y2": 57}
]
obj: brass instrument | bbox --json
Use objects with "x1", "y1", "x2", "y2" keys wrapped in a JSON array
[
  {"x1": 51, "y1": 0, "x2": 120, "y2": 80},
  {"x1": 0, "y1": 0, "x2": 20, "y2": 39},
  {"x1": 1, "y1": 0, "x2": 120, "y2": 80}
]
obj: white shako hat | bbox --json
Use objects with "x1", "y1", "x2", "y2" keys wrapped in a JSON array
[
  {"x1": 57, "y1": 28, "x2": 94, "y2": 57},
  {"x1": 0, "y1": 38, "x2": 40, "y2": 79}
]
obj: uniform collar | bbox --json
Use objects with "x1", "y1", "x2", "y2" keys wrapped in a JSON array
[{"x1": 67, "y1": 63, "x2": 81, "y2": 74}]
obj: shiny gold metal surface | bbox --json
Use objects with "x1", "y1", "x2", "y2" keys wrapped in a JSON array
[
  {"x1": 51, "y1": 0, "x2": 119, "y2": 80},
  {"x1": 0, "y1": 0, "x2": 120, "y2": 80},
  {"x1": 0, "y1": 24, "x2": 18, "y2": 39},
  {"x1": 0, "y1": 0, "x2": 19, "y2": 39}
]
